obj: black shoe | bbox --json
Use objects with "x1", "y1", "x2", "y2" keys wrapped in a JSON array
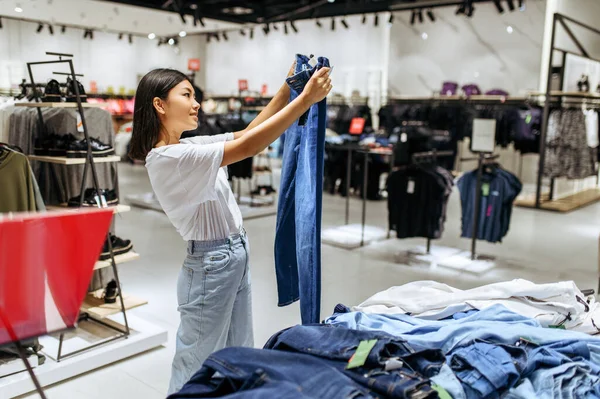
[
  {"x1": 42, "y1": 79, "x2": 62, "y2": 103},
  {"x1": 99, "y1": 234, "x2": 133, "y2": 260},
  {"x1": 67, "y1": 137, "x2": 114, "y2": 158},
  {"x1": 33, "y1": 134, "x2": 54, "y2": 155},
  {"x1": 68, "y1": 188, "x2": 118, "y2": 207},
  {"x1": 66, "y1": 77, "x2": 87, "y2": 103},
  {"x1": 104, "y1": 280, "x2": 119, "y2": 304},
  {"x1": 48, "y1": 134, "x2": 77, "y2": 156}
]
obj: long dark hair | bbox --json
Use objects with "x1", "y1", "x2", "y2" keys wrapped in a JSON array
[{"x1": 128, "y1": 68, "x2": 190, "y2": 160}]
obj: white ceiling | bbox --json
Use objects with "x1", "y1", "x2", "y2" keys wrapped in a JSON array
[{"x1": 0, "y1": 0, "x2": 240, "y2": 36}]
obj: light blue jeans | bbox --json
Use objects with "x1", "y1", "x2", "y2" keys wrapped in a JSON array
[{"x1": 168, "y1": 229, "x2": 254, "y2": 395}]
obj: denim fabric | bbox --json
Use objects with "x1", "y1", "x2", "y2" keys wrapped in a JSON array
[
  {"x1": 168, "y1": 347, "x2": 373, "y2": 399},
  {"x1": 264, "y1": 323, "x2": 445, "y2": 378},
  {"x1": 274, "y1": 54, "x2": 330, "y2": 324},
  {"x1": 168, "y1": 230, "x2": 254, "y2": 395},
  {"x1": 264, "y1": 324, "x2": 440, "y2": 398},
  {"x1": 430, "y1": 364, "x2": 467, "y2": 399},
  {"x1": 448, "y1": 340, "x2": 527, "y2": 398}
]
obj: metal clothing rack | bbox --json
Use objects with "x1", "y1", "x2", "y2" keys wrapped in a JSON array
[
  {"x1": 461, "y1": 153, "x2": 500, "y2": 260},
  {"x1": 410, "y1": 149, "x2": 455, "y2": 253},
  {"x1": 534, "y1": 13, "x2": 600, "y2": 210},
  {"x1": 23, "y1": 52, "x2": 131, "y2": 363}
]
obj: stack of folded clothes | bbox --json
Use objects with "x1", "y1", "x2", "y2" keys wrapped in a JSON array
[{"x1": 170, "y1": 279, "x2": 600, "y2": 399}]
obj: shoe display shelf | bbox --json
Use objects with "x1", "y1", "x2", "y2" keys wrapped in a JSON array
[
  {"x1": 16, "y1": 102, "x2": 107, "y2": 108},
  {"x1": 0, "y1": 52, "x2": 164, "y2": 399}
]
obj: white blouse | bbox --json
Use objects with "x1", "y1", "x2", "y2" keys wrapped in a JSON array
[{"x1": 145, "y1": 133, "x2": 243, "y2": 241}]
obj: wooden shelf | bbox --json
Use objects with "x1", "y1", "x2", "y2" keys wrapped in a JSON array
[
  {"x1": 94, "y1": 251, "x2": 140, "y2": 270},
  {"x1": 515, "y1": 188, "x2": 600, "y2": 212},
  {"x1": 47, "y1": 204, "x2": 131, "y2": 214},
  {"x1": 82, "y1": 289, "x2": 147, "y2": 319},
  {"x1": 28, "y1": 155, "x2": 120, "y2": 164},
  {"x1": 16, "y1": 102, "x2": 107, "y2": 108},
  {"x1": 528, "y1": 91, "x2": 600, "y2": 99}
]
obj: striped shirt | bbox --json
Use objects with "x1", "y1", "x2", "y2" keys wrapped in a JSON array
[{"x1": 145, "y1": 133, "x2": 243, "y2": 241}]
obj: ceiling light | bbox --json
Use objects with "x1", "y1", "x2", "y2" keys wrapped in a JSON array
[
  {"x1": 206, "y1": 34, "x2": 211, "y2": 43},
  {"x1": 221, "y1": 6, "x2": 253, "y2": 15},
  {"x1": 168, "y1": 38, "x2": 175, "y2": 45},
  {"x1": 388, "y1": 13, "x2": 394, "y2": 25},
  {"x1": 418, "y1": 9, "x2": 424, "y2": 23},
  {"x1": 493, "y1": 0, "x2": 504, "y2": 13},
  {"x1": 455, "y1": 4, "x2": 466, "y2": 15},
  {"x1": 214, "y1": 33, "x2": 220, "y2": 42},
  {"x1": 316, "y1": 19, "x2": 322, "y2": 28},
  {"x1": 272, "y1": 23, "x2": 279, "y2": 31},
  {"x1": 421, "y1": 32, "x2": 428, "y2": 40},
  {"x1": 410, "y1": 11, "x2": 416, "y2": 25},
  {"x1": 36, "y1": 23, "x2": 43, "y2": 33},
  {"x1": 374, "y1": 14, "x2": 379, "y2": 27},
  {"x1": 341, "y1": 19, "x2": 349, "y2": 29},
  {"x1": 328, "y1": 0, "x2": 335, "y2": 3},
  {"x1": 284, "y1": 22, "x2": 289, "y2": 35},
  {"x1": 90, "y1": 30, "x2": 94, "y2": 40},
  {"x1": 179, "y1": 31, "x2": 186, "y2": 37},
  {"x1": 506, "y1": 25, "x2": 513, "y2": 33},
  {"x1": 148, "y1": 32, "x2": 156, "y2": 40},
  {"x1": 48, "y1": 25, "x2": 54, "y2": 35},
  {"x1": 222, "y1": 32, "x2": 228, "y2": 41},
  {"x1": 14, "y1": 6, "x2": 23, "y2": 13},
  {"x1": 239, "y1": 29, "x2": 246, "y2": 36},
  {"x1": 290, "y1": 21, "x2": 298, "y2": 33},
  {"x1": 507, "y1": 0, "x2": 515, "y2": 11},
  {"x1": 262, "y1": 24, "x2": 270, "y2": 35},
  {"x1": 250, "y1": 28, "x2": 254, "y2": 39},
  {"x1": 128, "y1": 34, "x2": 133, "y2": 44},
  {"x1": 61, "y1": 25, "x2": 66, "y2": 33},
  {"x1": 362, "y1": 14, "x2": 367, "y2": 24},
  {"x1": 427, "y1": 10, "x2": 435, "y2": 22},
  {"x1": 331, "y1": 18, "x2": 335, "y2": 31},
  {"x1": 118, "y1": 32, "x2": 123, "y2": 40}
]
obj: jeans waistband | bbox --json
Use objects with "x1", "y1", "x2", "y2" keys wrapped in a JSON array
[{"x1": 187, "y1": 228, "x2": 247, "y2": 252}]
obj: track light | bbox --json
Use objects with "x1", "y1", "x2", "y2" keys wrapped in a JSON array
[
  {"x1": 48, "y1": 24, "x2": 54, "y2": 35},
  {"x1": 290, "y1": 20, "x2": 298, "y2": 33},
  {"x1": 417, "y1": 10, "x2": 423, "y2": 23},
  {"x1": 284, "y1": 22, "x2": 289, "y2": 35},
  {"x1": 374, "y1": 14, "x2": 379, "y2": 27},
  {"x1": 214, "y1": 33, "x2": 220, "y2": 41},
  {"x1": 89, "y1": 30, "x2": 94, "y2": 40},
  {"x1": 331, "y1": 18, "x2": 335, "y2": 31},
  {"x1": 466, "y1": 2, "x2": 475, "y2": 17},
  {"x1": 388, "y1": 13, "x2": 394, "y2": 25},
  {"x1": 410, "y1": 11, "x2": 417, "y2": 25},
  {"x1": 206, "y1": 34, "x2": 211, "y2": 43},
  {"x1": 362, "y1": 14, "x2": 367, "y2": 24},
  {"x1": 316, "y1": 19, "x2": 322, "y2": 28},
  {"x1": 455, "y1": 4, "x2": 466, "y2": 15},
  {"x1": 493, "y1": 0, "x2": 504, "y2": 13},
  {"x1": 128, "y1": 34, "x2": 133, "y2": 44},
  {"x1": 148, "y1": 32, "x2": 156, "y2": 40},
  {"x1": 250, "y1": 28, "x2": 254, "y2": 39},
  {"x1": 341, "y1": 18, "x2": 349, "y2": 29},
  {"x1": 222, "y1": 32, "x2": 228, "y2": 41},
  {"x1": 507, "y1": 0, "x2": 515, "y2": 11},
  {"x1": 179, "y1": 31, "x2": 187, "y2": 37},
  {"x1": 272, "y1": 23, "x2": 279, "y2": 31},
  {"x1": 262, "y1": 23, "x2": 270, "y2": 35},
  {"x1": 61, "y1": 25, "x2": 66, "y2": 33},
  {"x1": 427, "y1": 10, "x2": 435, "y2": 22},
  {"x1": 0, "y1": 18, "x2": 3, "y2": 29},
  {"x1": 118, "y1": 32, "x2": 123, "y2": 40},
  {"x1": 240, "y1": 29, "x2": 246, "y2": 36},
  {"x1": 36, "y1": 23, "x2": 44, "y2": 33}
]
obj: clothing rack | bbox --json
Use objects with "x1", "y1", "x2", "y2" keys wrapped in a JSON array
[
  {"x1": 532, "y1": 13, "x2": 600, "y2": 211},
  {"x1": 460, "y1": 153, "x2": 500, "y2": 260},
  {"x1": 21, "y1": 51, "x2": 132, "y2": 364},
  {"x1": 410, "y1": 150, "x2": 455, "y2": 253},
  {"x1": 386, "y1": 95, "x2": 533, "y2": 107}
]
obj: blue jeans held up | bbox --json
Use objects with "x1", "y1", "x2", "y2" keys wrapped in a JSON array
[
  {"x1": 274, "y1": 54, "x2": 330, "y2": 324},
  {"x1": 168, "y1": 230, "x2": 254, "y2": 395}
]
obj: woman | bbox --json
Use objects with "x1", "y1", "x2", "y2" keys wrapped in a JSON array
[{"x1": 128, "y1": 65, "x2": 332, "y2": 394}]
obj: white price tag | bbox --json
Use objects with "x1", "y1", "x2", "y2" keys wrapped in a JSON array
[
  {"x1": 407, "y1": 179, "x2": 415, "y2": 194},
  {"x1": 400, "y1": 133, "x2": 408, "y2": 143},
  {"x1": 471, "y1": 119, "x2": 496, "y2": 153},
  {"x1": 76, "y1": 111, "x2": 84, "y2": 133}
]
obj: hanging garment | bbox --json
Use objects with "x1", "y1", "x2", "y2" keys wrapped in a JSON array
[
  {"x1": 386, "y1": 165, "x2": 453, "y2": 239},
  {"x1": 274, "y1": 54, "x2": 330, "y2": 324},
  {"x1": 544, "y1": 109, "x2": 596, "y2": 179},
  {"x1": 457, "y1": 165, "x2": 521, "y2": 243},
  {"x1": 0, "y1": 148, "x2": 36, "y2": 213},
  {"x1": 584, "y1": 109, "x2": 599, "y2": 148}
]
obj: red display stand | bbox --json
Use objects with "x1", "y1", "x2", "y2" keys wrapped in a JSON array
[{"x1": 0, "y1": 209, "x2": 113, "y2": 397}]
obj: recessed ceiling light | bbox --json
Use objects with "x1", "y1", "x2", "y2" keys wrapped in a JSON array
[
  {"x1": 222, "y1": 7, "x2": 253, "y2": 15},
  {"x1": 15, "y1": 6, "x2": 23, "y2": 13},
  {"x1": 148, "y1": 33, "x2": 156, "y2": 39},
  {"x1": 506, "y1": 25, "x2": 513, "y2": 34},
  {"x1": 168, "y1": 38, "x2": 175, "y2": 45},
  {"x1": 179, "y1": 31, "x2": 187, "y2": 37},
  {"x1": 421, "y1": 32, "x2": 428, "y2": 40}
]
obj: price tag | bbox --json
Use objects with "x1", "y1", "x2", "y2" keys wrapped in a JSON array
[
  {"x1": 346, "y1": 340, "x2": 377, "y2": 370},
  {"x1": 76, "y1": 112, "x2": 84, "y2": 133},
  {"x1": 407, "y1": 179, "x2": 415, "y2": 194},
  {"x1": 400, "y1": 133, "x2": 408, "y2": 143},
  {"x1": 482, "y1": 182, "x2": 490, "y2": 197},
  {"x1": 471, "y1": 118, "x2": 496, "y2": 153}
]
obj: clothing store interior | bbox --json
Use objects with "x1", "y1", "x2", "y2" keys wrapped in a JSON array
[{"x1": 2, "y1": 0, "x2": 600, "y2": 398}]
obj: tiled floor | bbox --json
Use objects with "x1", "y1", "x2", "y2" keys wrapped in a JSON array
[{"x1": 18, "y1": 163, "x2": 600, "y2": 398}]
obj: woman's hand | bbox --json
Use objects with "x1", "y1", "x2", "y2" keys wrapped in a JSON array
[
  {"x1": 287, "y1": 61, "x2": 296, "y2": 78},
  {"x1": 301, "y1": 67, "x2": 332, "y2": 105}
]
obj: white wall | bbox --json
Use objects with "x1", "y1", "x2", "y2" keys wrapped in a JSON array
[
  {"x1": 203, "y1": 14, "x2": 390, "y2": 99},
  {"x1": 0, "y1": 18, "x2": 206, "y2": 93},
  {"x1": 388, "y1": 1, "x2": 547, "y2": 96}
]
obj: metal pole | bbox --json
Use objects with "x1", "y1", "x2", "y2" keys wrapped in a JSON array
[
  {"x1": 535, "y1": 13, "x2": 558, "y2": 208},
  {"x1": 471, "y1": 153, "x2": 484, "y2": 260},
  {"x1": 361, "y1": 152, "x2": 368, "y2": 247},
  {"x1": 345, "y1": 148, "x2": 352, "y2": 225},
  {"x1": 14, "y1": 342, "x2": 48, "y2": 399}
]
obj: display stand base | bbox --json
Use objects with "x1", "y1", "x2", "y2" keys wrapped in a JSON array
[
  {"x1": 322, "y1": 224, "x2": 389, "y2": 249},
  {"x1": 398, "y1": 245, "x2": 463, "y2": 266},
  {"x1": 437, "y1": 251, "x2": 497, "y2": 275},
  {"x1": 0, "y1": 315, "x2": 167, "y2": 398},
  {"x1": 0, "y1": 355, "x2": 39, "y2": 379}
]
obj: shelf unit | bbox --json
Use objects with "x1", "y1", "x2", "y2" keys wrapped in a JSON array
[
  {"x1": 28, "y1": 155, "x2": 120, "y2": 165},
  {"x1": 46, "y1": 204, "x2": 131, "y2": 214},
  {"x1": 95, "y1": 251, "x2": 140, "y2": 270},
  {"x1": 82, "y1": 290, "x2": 148, "y2": 319},
  {"x1": 15, "y1": 102, "x2": 107, "y2": 108}
]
